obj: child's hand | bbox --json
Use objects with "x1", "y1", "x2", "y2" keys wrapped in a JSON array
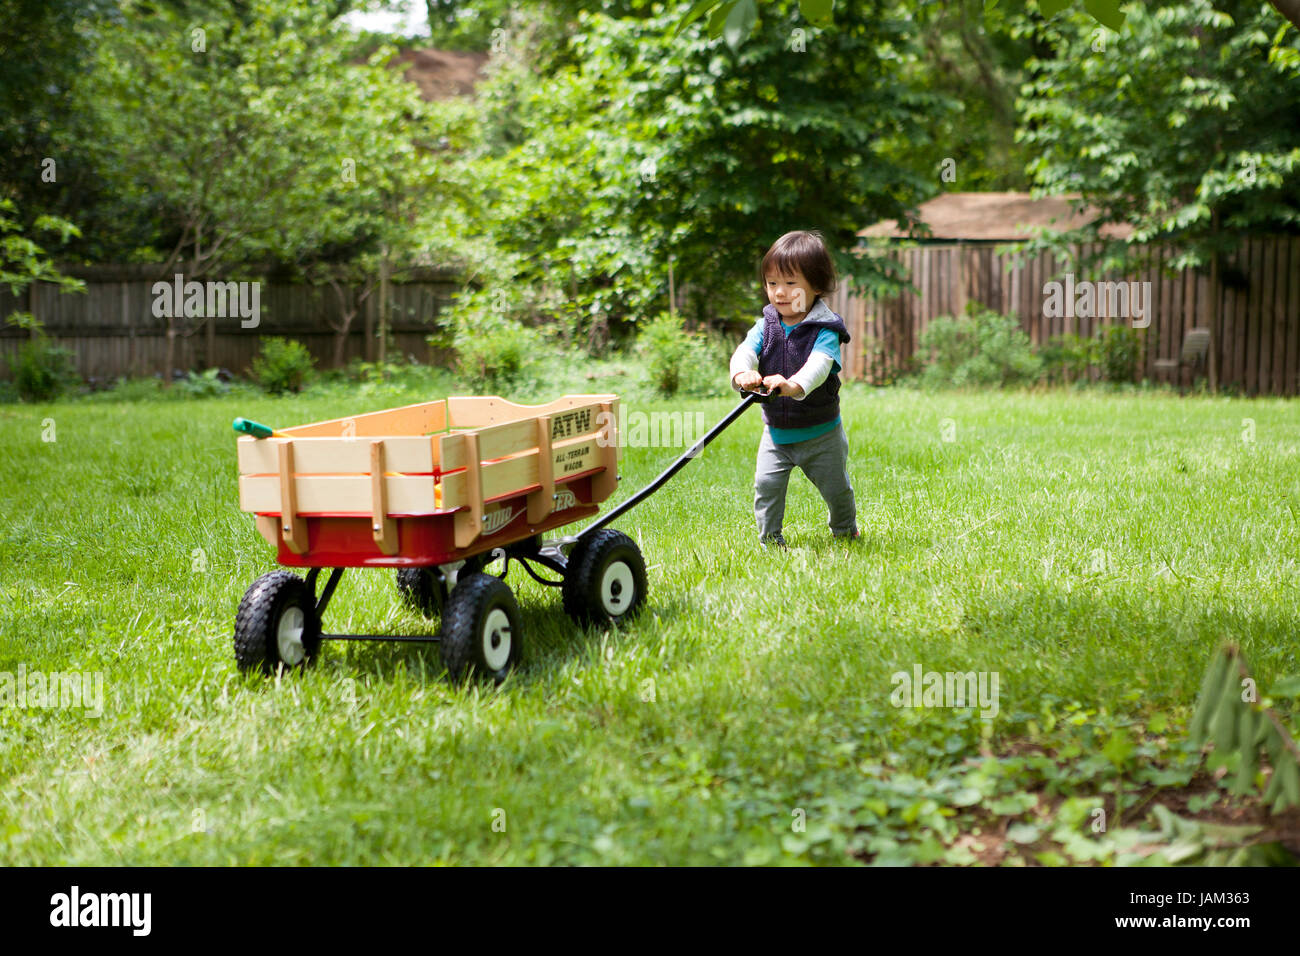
[
  {"x1": 733, "y1": 370, "x2": 764, "y2": 392},
  {"x1": 762, "y1": 374, "x2": 804, "y2": 398}
]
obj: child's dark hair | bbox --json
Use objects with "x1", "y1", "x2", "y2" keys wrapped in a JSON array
[{"x1": 758, "y1": 230, "x2": 838, "y2": 296}]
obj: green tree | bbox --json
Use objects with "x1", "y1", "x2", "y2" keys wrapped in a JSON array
[
  {"x1": 0, "y1": 200, "x2": 83, "y2": 307},
  {"x1": 0, "y1": 0, "x2": 145, "y2": 259},
  {"x1": 883, "y1": 0, "x2": 1035, "y2": 192},
  {"x1": 85, "y1": 0, "x2": 460, "y2": 374},
  {"x1": 1015, "y1": 0, "x2": 1300, "y2": 388},
  {"x1": 1, "y1": 198, "x2": 85, "y2": 399},
  {"x1": 443, "y1": 0, "x2": 943, "y2": 348}
]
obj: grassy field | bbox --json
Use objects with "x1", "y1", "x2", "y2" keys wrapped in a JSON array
[{"x1": 2, "y1": 377, "x2": 1299, "y2": 865}]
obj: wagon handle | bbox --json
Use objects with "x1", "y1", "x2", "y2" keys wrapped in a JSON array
[
  {"x1": 575, "y1": 386, "x2": 770, "y2": 542},
  {"x1": 233, "y1": 417, "x2": 286, "y2": 439}
]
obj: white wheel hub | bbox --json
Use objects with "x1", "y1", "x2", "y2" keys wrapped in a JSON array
[
  {"x1": 482, "y1": 607, "x2": 512, "y2": 671},
  {"x1": 600, "y1": 561, "x2": 635, "y2": 616},
  {"x1": 277, "y1": 605, "x2": 306, "y2": 665}
]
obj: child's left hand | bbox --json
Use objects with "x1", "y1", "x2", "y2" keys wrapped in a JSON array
[{"x1": 762, "y1": 374, "x2": 803, "y2": 398}]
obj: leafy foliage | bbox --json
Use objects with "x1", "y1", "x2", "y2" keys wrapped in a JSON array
[
  {"x1": 1096, "y1": 324, "x2": 1141, "y2": 383},
  {"x1": 6, "y1": 327, "x2": 80, "y2": 402},
  {"x1": 635, "y1": 311, "x2": 726, "y2": 397},
  {"x1": 672, "y1": 0, "x2": 1132, "y2": 51},
  {"x1": 914, "y1": 303, "x2": 1042, "y2": 388},
  {"x1": 441, "y1": 1, "x2": 942, "y2": 345},
  {"x1": 0, "y1": 199, "x2": 83, "y2": 301},
  {"x1": 250, "y1": 338, "x2": 316, "y2": 395},
  {"x1": 176, "y1": 368, "x2": 231, "y2": 399},
  {"x1": 0, "y1": 198, "x2": 85, "y2": 401},
  {"x1": 448, "y1": 310, "x2": 541, "y2": 389},
  {"x1": 1015, "y1": 0, "x2": 1300, "y2": 274},
  {"x1": 1188, "y1": 643, "x2": 1300, "y2": 813},
  {"x1": 1038, "y1": 332, "x2": 1095, "y2": 384}
]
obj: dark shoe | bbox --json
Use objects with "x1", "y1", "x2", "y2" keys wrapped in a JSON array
[
  {"x1": 759, "y1": 533, "x2": 789, "y2": 551},
  {"x1": 832, "y1": 530, "x2": 861, "y2": 542}
]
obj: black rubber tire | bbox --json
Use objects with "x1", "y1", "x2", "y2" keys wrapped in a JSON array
[
  {"x1": 562, "y1": 529, "x2": 648, "y2": 628},
  {"x1": 396, "y1": 567, "x2": 446, "y2": 618},
  {"x1": 234, "y1": 570, "x2": 322, "y2": 675},
  {"x1": 439, "y1": 572, "x2": 521, "y2": 684}
]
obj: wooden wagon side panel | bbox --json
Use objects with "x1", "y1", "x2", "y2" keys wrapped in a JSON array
[
  {"x1": 277, "y1": 399, "x2": 447, "y2": 438},
  {"x1": 445, "y1": 393, "x2": 618, "y2": 428},
  {"x1": 238, "y1": 435, "x2": 436, "y2": 476},
  {"x1": 238, "y1": 392, "x2": 621, "y2": 559},
  {"x1": 239, "y1": 474, "x2": 440, "y2": 515}
]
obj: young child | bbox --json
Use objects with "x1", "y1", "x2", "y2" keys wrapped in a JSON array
[{"x1": 729, "y1": 229, "x2": 858, "y2": 547}]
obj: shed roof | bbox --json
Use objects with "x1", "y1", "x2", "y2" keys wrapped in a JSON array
[
  {"x1": 859, "y1": 191, "x2": 1134, "y2": 241},
  {"x1": 390, "y1": 48, "x2": 489, "y2": 101}
]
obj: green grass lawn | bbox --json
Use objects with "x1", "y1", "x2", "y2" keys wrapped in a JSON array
[{"x1": 2, "y1": 380, "x2": 1298, "y2": 865}]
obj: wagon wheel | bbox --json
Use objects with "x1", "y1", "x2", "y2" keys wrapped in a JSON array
[
  {"x1": 439, "y1": 572, "x2": 521, "y2": 684},
  {"x1": 234, "y1": 570, "x2": 322, "y2": 675},
  {"x1": 395, "y1": 555, "x2": 487, "y2": 618},
  {"x1": 395, "y1": 568, "x2": 446, "y2": 618},
  {"x1": 562, "y1": 528, "x2": 648, "y2": 628}
]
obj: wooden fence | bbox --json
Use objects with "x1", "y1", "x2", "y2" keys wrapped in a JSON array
[
  {"x1": 0, "y1": 264, "x2": 461, "y2": 384},
  {"x1": 5, "y1": 241, "x2": 1299, "y2": 395},
  {"x1": 832, "y1": 237, "x2": 1300, "y2": 395}
]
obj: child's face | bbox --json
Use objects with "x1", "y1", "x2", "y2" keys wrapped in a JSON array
[{"x1": 764, "y1": 269, "x2": 819, "y2": 320}]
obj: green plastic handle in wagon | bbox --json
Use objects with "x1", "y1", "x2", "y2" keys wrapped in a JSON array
[{"x1": 232, "y1": 417, "x2": 285, "y2": 439}]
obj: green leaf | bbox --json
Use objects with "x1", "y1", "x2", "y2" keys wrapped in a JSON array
[
  {"x1": 1083, "y1": 0, "x2": 1126, "y2": 32},
  {"x1": 1270, "y1": 675, "x2": 1300, "y2": 697},
  {"x1": 781, "y1": 834, "x2": 808, "y2": 855},
  {"x1": 1007, "y1": 822, "x2": 1042, "y2": 844},
  {"x1": 1101, "y1": 730, "x2": 1134, "y2": 768},
  {"x1": 987, "y1": 792, "x2": 1038, "y2": 815},
  {"x1": 1038, "y1": 0, "x2": 1071, "y2": 16},
  {"x1": 799, "y1": 0, "x2": 833, "y2": 25},
  {"x1": 673, "y1": 0, "x2": 722, "y2": 38},
  {"x1": 1210, "y1": 665, "x2": 1240, "y2": 752},
  {"x1": 723, "y1": 0, "x2": 757, "y2": 51},
  {"x1": 707, "y1": 0, "x2": 736, "y2": 40},
  {"x1": 1281, "y1": 758, "x2": 1300, "y2": 808},
  {"x1": 1188, "y1": 648, "x2": 1229, "y2": 743},
  {"x1": 1232, "y1": 709, "x2": 1257, "y2": 796}
]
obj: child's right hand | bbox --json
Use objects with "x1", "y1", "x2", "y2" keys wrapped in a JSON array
[{"x1": 733, "y1": 370, "x2": 763, "y2": 392}]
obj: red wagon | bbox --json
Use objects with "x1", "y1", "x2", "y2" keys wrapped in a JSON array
[{"x1": 231, "y1": 389, "x2": 764, "y2": 681}]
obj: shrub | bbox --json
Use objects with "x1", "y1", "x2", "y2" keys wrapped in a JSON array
[
  {"x1": 635, "y1": 311, "x2": 728, "y2": 398},
  {"x1": 103, "y1": 376, "x2": 166, "y2": 402},
  {"x1": 250, "y1": 337, "x2": 316, "y2": 395},
  {"x1": 637, "y1": 312, "x2": 692, "y2": 396},
  {"x1": 7, "y1": 323, "x2": 80, "y2": 401},
  {"x1": 1097, "y1": 324, "x2": 1141, "y2": 383},
  {"x1": 448, "y1": 311, "x2": 539, "y2": 390},
  {"x1": 915, "y1": 304, "x2": 1041, "y2": 389},
  {"x1": 176, "y1": 368, "x2": 230, "y2": 398},
  {"x1": 1040, "y1": 334, "x2": 1096, "y2": 385}
]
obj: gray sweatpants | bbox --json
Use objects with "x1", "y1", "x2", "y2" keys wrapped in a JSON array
[{"x1": 754, "y1": 422, "x2": 857, "y2": 539}]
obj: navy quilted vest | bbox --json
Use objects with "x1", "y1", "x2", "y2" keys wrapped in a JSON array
[{"x1": 757, "y1": 301, "x2": 850, "y2": 430}]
